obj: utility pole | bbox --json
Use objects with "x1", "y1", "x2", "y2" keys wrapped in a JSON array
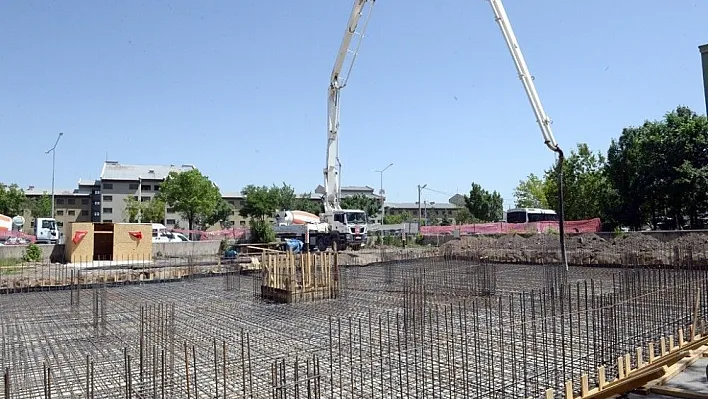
[
  {"x1": 45, "y1": 132, "x2": 64, "y2": 218},
  {"x1": 374, "y1": 163, "x2": 393, "y2": 223},
  {"x1": 137, "y1": 176, "x2": 142, "y2": 223},
  {"x1": 417, "y1": 184, "x2": 427, "y2": 227}
]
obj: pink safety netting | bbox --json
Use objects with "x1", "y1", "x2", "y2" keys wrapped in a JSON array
[
  {"x1": 420, "y1": 218, "x2": 602, "y2": 236},
  {"x1": 171, "y1": 227, "x2": 248, "y2": 241},
  {"x1": 0, "y1": 230, "x2": 37, "y2": 243}
]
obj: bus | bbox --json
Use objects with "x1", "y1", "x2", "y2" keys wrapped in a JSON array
[{"x1": 504, "y1": 208, "x2": 559, "y2": 223}]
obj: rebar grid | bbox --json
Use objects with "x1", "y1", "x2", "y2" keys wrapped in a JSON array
[{"x1": 1, "y1": 250, "x2": 706, "y2": 398}]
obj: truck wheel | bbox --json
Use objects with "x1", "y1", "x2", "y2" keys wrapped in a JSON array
[
  {"x1": 317, "y1": 237, "x2": 329, "y2": 252},
  {"x1": 330, "y1": 232, "x2": 340, "y2": 251}
]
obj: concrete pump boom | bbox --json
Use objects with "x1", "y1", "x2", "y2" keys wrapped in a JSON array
[
  {"x1": 324, "y1": 0, "x2": 375, "y2": 213},
  {"x1": 486, "y1": 0, "x2": 569, "y2": 270}
]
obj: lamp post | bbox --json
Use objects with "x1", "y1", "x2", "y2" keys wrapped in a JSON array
[
  {"x1": 45, "y1": 132, "x2": 64, "y2": 218},
  {"x1": 374, "y1": 163, "x2": 393, "y2": 223},
  {"x1": 417, "y1": 183, "x2": 427, "y2": 227}
]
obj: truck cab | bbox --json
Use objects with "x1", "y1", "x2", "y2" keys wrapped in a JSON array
[
  {"x1": 34, "y1": 218, "x2": 59, "y2": 244},
  {"x1": 324, "y1": 209, "x2": 368, "y2": 250}
]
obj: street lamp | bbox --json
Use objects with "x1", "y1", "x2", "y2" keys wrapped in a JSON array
[
  {"x1": 417, "y1": 183, "x2": 427, "y2": 226},
  {"x1": 374, "y1": 163, "x2": 393, "y2": 223},
  {"x1": 45, "y1": 132, "x2": 64, "y2": 218}
]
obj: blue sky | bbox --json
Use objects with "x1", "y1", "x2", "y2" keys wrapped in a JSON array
[{"x1": 2, "y1": 1, "x2": 707, "y2": 209}]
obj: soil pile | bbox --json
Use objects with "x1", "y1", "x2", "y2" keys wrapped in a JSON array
[{"x1": 439, "y1": 232, "x2": 708, "y2": 267}]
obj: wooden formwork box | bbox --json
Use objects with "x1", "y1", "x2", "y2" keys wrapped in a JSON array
[
  {"x1": 64, "y1": 222, "x2": 95, "y2": 263},
  {"x1": 112, "y1": 223, "x2": 152, "y2": 262},
  {"x1": 64, "y1": 222, "x2": 152, "y2": 263}
]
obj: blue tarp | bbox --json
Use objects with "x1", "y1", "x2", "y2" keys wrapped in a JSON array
[{"x1": 284, "y1": 238, "x2": 304, "y2": 253}]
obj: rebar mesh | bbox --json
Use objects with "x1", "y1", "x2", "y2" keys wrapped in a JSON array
[{"x1": 0, "y1": 246, "x2": 706, "y2": 398}]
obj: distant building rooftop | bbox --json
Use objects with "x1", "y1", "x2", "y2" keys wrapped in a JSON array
[
  {"x1": 386, "y1": 202, "x2": 460, "y2": 209},
  {"x1": 24, "y1": 186, "x2": 88, "y2": 197},
  {"x1": 100, "y1": 161, "x2": 197, "y2": 181}
]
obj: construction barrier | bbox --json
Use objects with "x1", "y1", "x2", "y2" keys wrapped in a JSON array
[
  {"x1": 420, "y1": 218, "x2": 602, "y2": 236},
  {"x1": 0, "y1": 230, "x2": 36, "y2": 244},
  {"x1": 170, "y1": 227, "x2": 248, "y2": 241}
]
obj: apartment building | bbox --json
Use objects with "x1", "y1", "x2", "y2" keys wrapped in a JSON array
[
  {"x1": 22, "y1": 186, "x2": 92, "y2": 233},
  {"x1": 98, "y1": 161, "x2": 196, "y2": 226},
  {"x1": 385, "y1": 196, "x2": 462, "y2": 225}
]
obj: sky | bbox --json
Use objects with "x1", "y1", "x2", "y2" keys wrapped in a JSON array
[{"x1": 2, "y1": 1, "x2": 707, "y2": 209}]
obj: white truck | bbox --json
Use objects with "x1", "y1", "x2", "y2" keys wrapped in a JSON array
[
  {"x1": 274, "y1": 209, "x2": 368, "y2": 251},
  {"x1": 34, "y1": 217, "x2": 59, "y2": 244},
  {"x1": 273, "y1": 0, "x2": 374, "y2": 252}
]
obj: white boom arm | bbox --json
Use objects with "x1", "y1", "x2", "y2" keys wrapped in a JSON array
[
  {"x1": 487, "y1": 0, "x2": 569, "y2": 271},
  {"x1": 324, "y1": 0, "x2": 375, "y2": 213},
  {"x1": 486, "y1": 0, "x2": 560, "y2": 153}
]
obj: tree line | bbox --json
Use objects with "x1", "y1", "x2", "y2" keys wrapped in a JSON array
[{"x1": 511, "y1": 106, "x2": 708, "y2": 230}]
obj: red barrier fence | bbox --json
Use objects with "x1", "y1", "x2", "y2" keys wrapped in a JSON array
[
  {"x1": 420, "y1": 218, "x2": 602, "y2": 236},
  {"x1": 0, "y1": 230, "x2": 37, "y2": 244},
  {"x1": 170, "y1": 227, "x2": 248, "y2": 241}
]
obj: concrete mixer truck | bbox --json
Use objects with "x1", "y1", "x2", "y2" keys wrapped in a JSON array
[{"x1": 273, "y1": 209, "x2": 367, "y2": 252}]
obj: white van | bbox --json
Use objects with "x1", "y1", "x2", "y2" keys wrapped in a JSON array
[{"x1": 152, "y1": 223, "x2": 190, "y2": 242}]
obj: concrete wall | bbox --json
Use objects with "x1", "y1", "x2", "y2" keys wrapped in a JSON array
[
  {"x1": 0, "y1": 244, "x2": 65, "y2": 263},
  {"x1": 0, "y1": 240, "x2": 222, "y2": 263},
  {"x1": 152, "y1": 240, "x2": 221, "y2": 258}
]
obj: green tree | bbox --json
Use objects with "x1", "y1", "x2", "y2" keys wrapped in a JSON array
[
  {"x1": 200, "y1": 199, "x2": 234, "y2": 229},
  {"x1": 123, "y1": 197, "x2": 166, "y2": 223},
  {"x1": 0, "y1": 183, "x2": 26, "y2": 216},
  {"x1": 340, "y1": 194, "x2": 380, "y2": 218},
  {"x1": 383, "y1": 211, "x2": 412, "y2": 224},
  {"x1": 455, "y1": 207, "x2": 473, "y2": 224},
  {"x1": 157, "y1": 169, "x2": 222, "y2": 232},
  {"x1": 605, "y1": 106, "x2": 708, "y2": 229},
  {"x1": 239, "y1": 185, "x2": 279, "y2": 243},
  {"x1": 543, "y1": 143, "x2": 610, "y2": 222},
  {"x1": 239, "y1": 185, "x2": 278, "y2": 221},
  {"x1": 27, "y1": 194, "x2": 52, "y2": 218},
  {"x1": 463, "y1": 182, "x2": 503, "y2": 222},
  {"x1": 513, "y1": 173, "x2": 549, "y2": 208}
]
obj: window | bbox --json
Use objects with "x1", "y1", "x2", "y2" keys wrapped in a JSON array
[
  {"x1": 56, "y1": 198, "x2": 64, "y2": 205},
  {"x1": 103, "y1": 208, "x2": 113, "y2": 214},
  {"x1": 166, "y1": 208, "x2": 175, "y2": 213},
  {"x1": 239, "y1": 220, "x2": 246, "y2": 226},
  {"x1": 141, "y1": 185, "x2": 151, "y2": 191},
  {"x1": 81, "y1": 198, "x2": 89, "y2": 205},
  {"x1": 56, "y1": 210, "x2": 64, "y2": 216},
  {"x1": 103, "y1": 183, "x2": 113, "y2": 190},
  {"x1": 129, "y1": 183, "x2": 139, "y2": 190},
  {"x1": 57, "y1": 221, "x2": 64, "y2": 228},
  {"x1": 506, "y1": 211, "x2": 527, "y2": 224},
  {"x1": 103, "y1": 195, "x2": 113, "y2": 202},
  {"x1": 41, "y1": 220, "x2": 55, "y2": 229},
  {"x1": 166, "y1": 219, "x2": 176, "y2": 225},
  {"x1": 153, "y1": 185, "x2": 160, "y2": 191},
  {"x1": 67, "y1": 198, "x2": 76, "y2": 205},
  {"x1": 68, "y1": 210, "x2": 76, "y2": 216},
  {"x1": 133, "y1": 196, "x2": 139, "y2": 201},
  {"x1": 141, "y1": 196, "x2": 150, "y2": 202},
  {"x1": 93, "y1": 201, "x2": 100, "y2": 206},
  {"x1": 81, "y1": 210, "x2": 89, "y2": 216},
  {"x1": 93, "y1": 190, "x2": 100, "y2": 195},
  {"x1": 93, "y1": 212, "x2": 100, "y2": 217}
]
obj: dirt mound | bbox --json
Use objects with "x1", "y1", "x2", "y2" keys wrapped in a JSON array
[
  {"x1": 495, "y1": 234, "x2": 529, "y2": 248},
  {"x1": 610, "y1": 233, "x2": 661, "y2": 251},
  {"x1": 671, "y1": 233, "x2": 708, "y2": 247}
]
